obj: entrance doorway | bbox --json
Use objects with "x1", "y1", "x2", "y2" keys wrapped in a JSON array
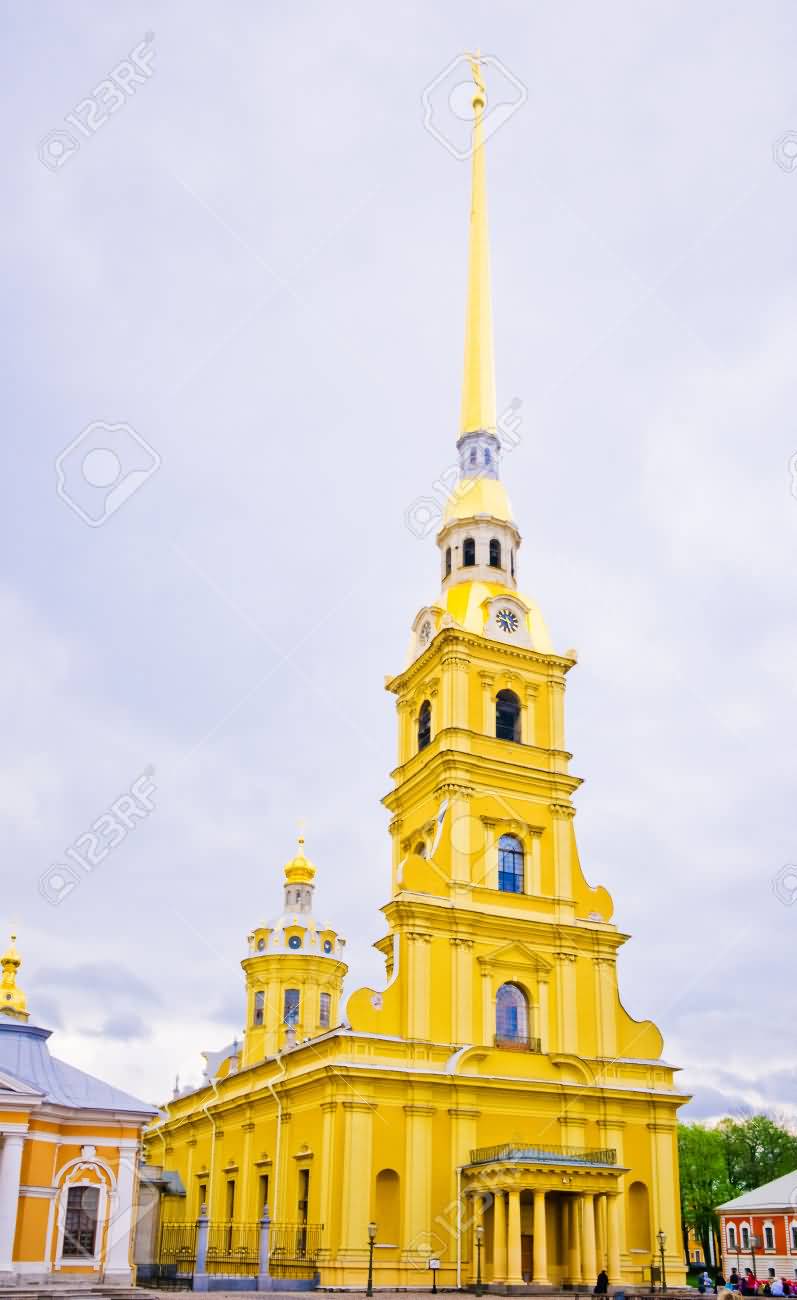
[{"x1": 521, "y1": 1233, "x2": 533, "y2": 1282}]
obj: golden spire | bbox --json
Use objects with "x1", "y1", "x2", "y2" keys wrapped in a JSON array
[
  {"x1": 0, "y1": 933, "x2": 29, "y2": 1022},
  {"x1": 460, "y1": 53, "x2": 497, "y2": 436}
]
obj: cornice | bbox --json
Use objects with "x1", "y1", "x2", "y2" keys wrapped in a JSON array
[{"x1": 386, "y1": 627, "x2": 577, "y2": 694}]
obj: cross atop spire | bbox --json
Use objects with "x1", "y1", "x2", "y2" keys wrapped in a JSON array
[{"x1": 460, "y1": 53, "x2": 497, "y2": 437}]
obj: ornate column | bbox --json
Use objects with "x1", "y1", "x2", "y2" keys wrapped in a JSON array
[
  {"x1": 606, "y1": 1193, "x2": 623, "y2": 1284},
  {"x1": 450, "y1": 939, "x2": 474, "y2": 1043},
  {"x1": 397, "y1": 698, "x2": 412, "y2": 765},
  {"x1": 549, "y1": 802, "x2": 576, "y2": 909},
  {"x1": 407, "y1": 932, "x2": 432, "y2": 1039},
  {"x1": 595, "y1": 1193, "x2": 607, "y2": 1270},
  {"x1": 239, "y1": 1120, "x2": 255, "y2": 1218},
  {"x1": 401, "y1": 1105, "x2": 435, "y2": 1266},
  {"x1": 547, "y1": 677, "x2": 566, "y2": 750},
  {"x1": 480, "y1": 968, "x2": 494, "y2": 1048},
  {"x1": 0, "y1": 1132, "x2": 25, "y2": 1275},
  {"x1": 567, "y1": 1196, "x2": 582, "y2": 1284},
  {"x1": 581, "y1": 1192, "x2": 597, "y2": 1284},
  {"x1": 479, "y1": 672, "x2": 495, "y2": 734},
  {"x1": 506, "y1": 1188, "x2": 524, "y2": 1285},
  {"x1": 442, "y1": 653, "x2": 469, "y2": 731},
  {"x1": 554, "y1": 950, "x2": 578, "y2": 1054},
  {"x1": 339, "y1": 1102, "x2": 374, "y2": 1256},
  {"x1": 649, "y1": 1122, "x2": 678, "y2": 1247},
  {"x1": 446, "y1": 785, "x2": 475, "y2": 886},
  {"x1": 479, "y1": 817, "x2": 498, "y2": 889},
  {"x1": 428, "y1": 678, "x2": 440, "y2": 739},
  {"x1": 533, "y1": 1189, "x2": 550, "y2": 1285},
  {"x1": 537, "y1": 976, "x2": 550, "y2": 1053},
  {"x1": 594, "y1": 957, "x2": 617, "y2": 1058},
  {"x1": 105, "y1": 1142, "x2": 139, "y2": 1280},
  {"x1": 597, "y1": 1118, "x2": 626, "y2": 1263},
  {"x1": 492, "y1": 1190, "x2": 507, "y2": 1283},
  {"x1": 528, "y1": 828, "x2": 543, "y2": 894},
  {"x1": 523, "y1": 684, "x2": 539, "y2": 746},
  {"x1": 318, "y1": 1102, "x2": 337, "y2": 1245}
]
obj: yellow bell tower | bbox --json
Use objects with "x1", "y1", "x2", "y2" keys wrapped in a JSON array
[{"x1": 241, "y1": 838, "x2": 347, "y2": 1066}]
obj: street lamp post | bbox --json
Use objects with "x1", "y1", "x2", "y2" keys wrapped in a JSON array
[
  {"x1": 749, "y1": 1234, "x2": 760, "y2": 1281},
  {"x1": 657, "y1": 1230, "x2": 667, "y2": 1293},
  {"x1": 475, "y1": 1224, "x2": 484, "y2": 1297},
  {"x1": 366, "y1": 1221, "x2": 377, "y2": 1297}
]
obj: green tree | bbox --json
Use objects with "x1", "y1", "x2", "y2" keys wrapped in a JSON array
[
  {"x1": 717, "y1": 1114, "x2": 797, "y2": 1192},
  {"x1": 678, "y1": 1124, "x2": 733, "y2": 1267}
]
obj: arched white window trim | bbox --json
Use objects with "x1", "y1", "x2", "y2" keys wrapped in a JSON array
[
  {"x1": 726, "y1": 1222, "x2": 737, "y2": 1249},
  {"x1": 51, "y1": 1158, "x2": 115, "y2": 1269}
]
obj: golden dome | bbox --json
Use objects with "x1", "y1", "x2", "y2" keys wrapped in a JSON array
[
  {"x1": 284, "y1": 836, "x2": 316, "y2": 887},
  {"x1": 0, "y1": 932, "x2": 29, "y2": 1022}
]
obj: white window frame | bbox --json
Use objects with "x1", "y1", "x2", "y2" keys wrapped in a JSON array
[{"x1": 727, "y1": 1223, "x2": 737, "y2": 1250}]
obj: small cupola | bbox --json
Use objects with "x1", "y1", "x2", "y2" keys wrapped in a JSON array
[
  {"x1": 0, "y1": 934, "x2": 29, "y2": 1023},
  {"x1": 241, "y1": 836, "x2": 348, "y2": 1065}
]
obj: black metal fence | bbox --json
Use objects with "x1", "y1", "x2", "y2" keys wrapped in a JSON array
[
  {"x1": 470, "y1": 1142, "x2": 618, "y2": 1166},
  {"x1": 206, "y1": 1221, "x2": 260, "y2": 1275},
  {"x1": 153, "y1": 1221, "x2": 197, "y2": 1290},
  {"x1": 269, "y1": 1221, "x2": 323, "y2": 1280}
]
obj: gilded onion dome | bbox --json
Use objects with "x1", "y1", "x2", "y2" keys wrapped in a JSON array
[{"x1": 0, "y1": 933, "x2": 29, "y2": 1022}]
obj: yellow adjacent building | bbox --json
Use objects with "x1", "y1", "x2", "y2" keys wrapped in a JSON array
[
  {"x1": 145, "y1": 61, "x2": 688, "y2": 1292},
  {"x1": 0, "y1": 937, "x2": 155, "y2": 1283}
]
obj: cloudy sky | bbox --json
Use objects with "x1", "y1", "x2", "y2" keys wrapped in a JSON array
[{"x1": 3, "y1": 1, "x2": 796, "y2": 1118}]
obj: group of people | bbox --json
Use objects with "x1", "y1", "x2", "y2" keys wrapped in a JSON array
[{"x1": 708, "y1": 1268, "x2": 797, "y2": 1296}]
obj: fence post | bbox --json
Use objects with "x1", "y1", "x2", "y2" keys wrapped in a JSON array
[
  {"x1": 257, "y1": 1205, "x2": 272, "y2": 1292},
  {"x1": 193, "y1": 1205, "x2": 209, "y2": 1292}
]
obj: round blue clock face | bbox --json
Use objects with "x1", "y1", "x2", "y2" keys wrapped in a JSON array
[
  {"x1": 288, "y1": 935, "x2": 302, "y2": 950},
  {"x1": 497, "y1": 608, "x2": 519, "y2": 633}
]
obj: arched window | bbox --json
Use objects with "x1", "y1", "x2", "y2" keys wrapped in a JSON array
[
  {"x1": 374, "y1": 1170, "x2": 400, "y2": 1244},
  {"x1": 417, "y1": 700, "x2": 431, "y2": 751},
  {"x1": 484, "y1": 447, "x2": 492, "y2": 466},
  {"x1": 764, "y1": 1224, "x2": 774, "y2": 1250},
  {"x1": 445, "y1": 546, "x2": 452, "y2": 577},
  {"x1": 510, "y1": 549, "x2": 515, "y2": 579},
  {"x1": 495, "y1": 982, "x2": 529, "y2": 1045},
  {"x1": 253, "y1": 990, "x2": 264, "y2": 1026},
  {"x1": 498, "y1": 834, "x2": 524, "y2": 893},
  {"x1": 727, "y1": 1225, "x2": 737, "y2": 1250},
  {"x1": 283, "y1": 989, "x2": 300, "y2": 1027},
  {"x1": 489, "y1": 538, "x2": 502, "y2": 568},
  {"x1": 413, "y1": 841, "x2": 427, "y2": 858},
  {"x1": 741, "y1": 1225, "x2": 750, "y2": 1249},
  {"x1": 463, "y1": 537, "x2": 476, "y2": 567},
  {"x1": 628, "y1": 1181, "x2": 651, "y2": 1251},
  {"x1": 496, "y1": 689, "x2": 521, "y2": 742},
  {"x1": 469, "y1": 447, "x2": 477, "y2": 466}
]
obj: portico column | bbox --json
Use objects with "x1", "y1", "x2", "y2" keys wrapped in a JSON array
[
  {"x1": 567, "y1": 1196, "x2": 582, "y2": 1284},
  {"x1": 104, "y1": 1143, "x2": 138, "y2": 1280},
  {"x1": 0, "y1": 1132, "x2": 25, "y2": 1274},
  {"x1": 506, "y1": 1188, "x2": 524, "y2": 1285},
  {"x1": 533, "y1": 1189, "x2": 550, "y2": 1285},
  {"x1": 581, "y1": 1193, "x2": 597, "y2": 1285},
  {"x1": 492, "y1": 1191, "x2": 507, "y2": 1283},
  {"x1": 606, "y1": 1193, "x2": 622, "y2": 1284}
]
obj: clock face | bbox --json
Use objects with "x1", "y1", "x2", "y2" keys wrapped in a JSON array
[
  {"x1": 496, "y1": 607, "x2": 519, "y2": 634},
  {"x1": 288, "y1": 934, "x2": 302, "y2": 950},
  {"x1": 419, "y1": 619, "x2": 433, "y2": 646}
]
